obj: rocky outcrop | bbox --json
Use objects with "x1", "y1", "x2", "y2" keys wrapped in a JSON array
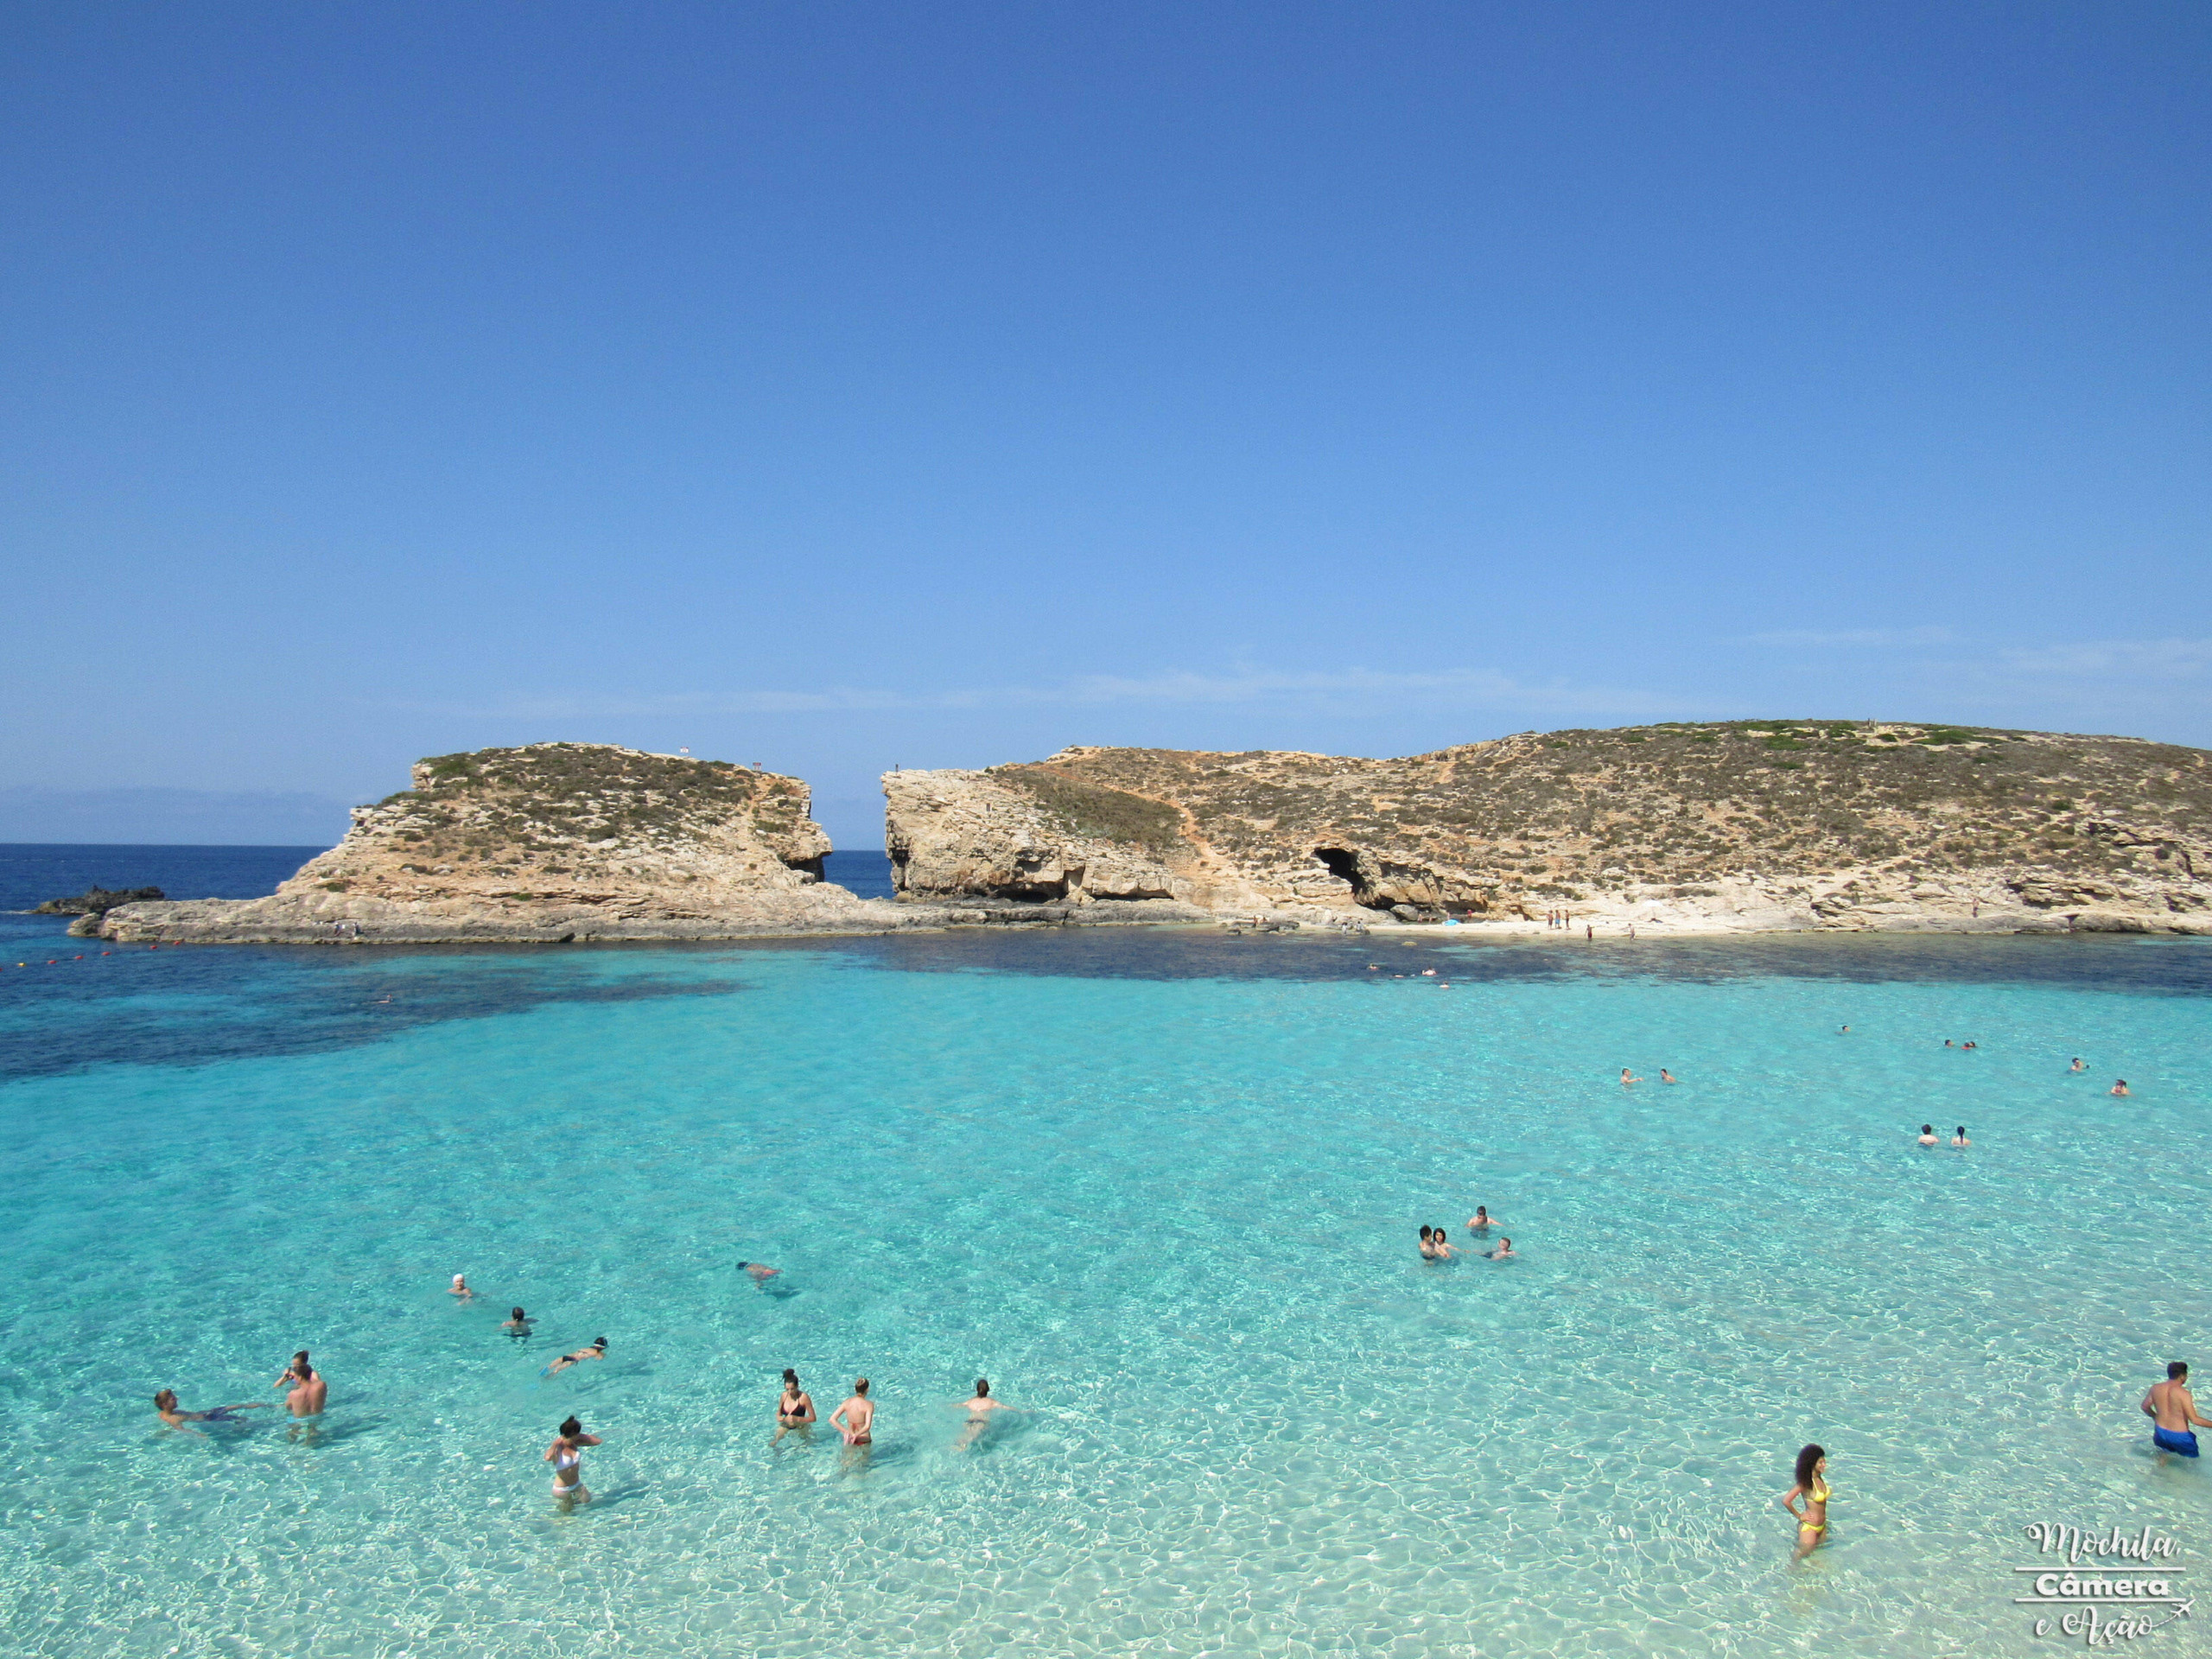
[
  {"x1": 96, "y1": 744, "x2": 930, "y2": 944},
  {"x1": 883, "y1": 722, "x2": 2212, "y2": 935}
]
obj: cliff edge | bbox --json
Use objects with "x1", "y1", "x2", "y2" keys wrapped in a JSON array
[
  {"x1": 99, "y1": 744, "x2": 922, "y2": 943},
  {"x1": 883, "y1": 721, "x2": 2212, "y2": 934}
]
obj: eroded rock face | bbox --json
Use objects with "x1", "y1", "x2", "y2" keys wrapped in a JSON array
[
  {"x1": 882, "y1": 723, "x2": 2212, "y2": 933},
  {"x1": 99, "y1": 744, "x2": 910, "y2": 944}
]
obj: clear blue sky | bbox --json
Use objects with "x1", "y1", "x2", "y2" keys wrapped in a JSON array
[{"x1": 3, "y1": 2, "x2": 2206, "y2": 845}]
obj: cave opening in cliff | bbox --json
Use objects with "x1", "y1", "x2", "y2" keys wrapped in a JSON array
[{"x1": 1313, "y1": 847, "x2": 1388, "y2": 910}]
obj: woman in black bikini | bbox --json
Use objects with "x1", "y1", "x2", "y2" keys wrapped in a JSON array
[{"x1": 774, "y1": 1368, "x2": 816, "y2": 1441}]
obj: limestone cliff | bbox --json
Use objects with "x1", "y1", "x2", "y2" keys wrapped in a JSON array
[
  {"x1": 884, "y1": 722, "x2": 2212, "y2": 934},
  {"x1": 99, "y1": 744, "x2": 913, "y2": 944}
]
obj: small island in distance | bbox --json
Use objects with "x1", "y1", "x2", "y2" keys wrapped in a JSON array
[{"x1": 86, "y1": 720, "x2": 2212, "y2": 944}]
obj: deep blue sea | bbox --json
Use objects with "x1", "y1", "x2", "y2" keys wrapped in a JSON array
[{"x1": 3, "y1": 847, "x2": 2209, "y2": 1656}]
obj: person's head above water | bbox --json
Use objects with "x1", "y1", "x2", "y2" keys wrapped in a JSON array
[
  {"x1": 783, "y1": 1368, "x2": 800, "y2": 1387},
  {"x1": 1419, "y1": 1224, "x2": 1431, "y2": 1240},
  {"x1": 592, "y1": 1337, "x2": 607, "y2": 1351},
  {"x1": 153, "y1": 1389, "x2": 177, "y2": 1410},
  {"x1": 511, "y1": 1306, "x2": 526, "y2": 1320},
  {"x1": 1796, "y1": 1443, "x2": 1827, "y2": 1485},
  {"x1": 1922, "y1": 1124, "x2": 1935, "y2": 1135},
  {"x1": 559, "y1": 1415, "x2": 582, "y2": 1438},
  {"x1": 854, "y1": 1378, "x2": 870, "y2": 1395},
  {"x1": 2171, "y1": 1362, "x2": 2190, "y2": 1380},
  {"x1": 975, "y1": 1378, "x2": 990, "y2": 1396}
]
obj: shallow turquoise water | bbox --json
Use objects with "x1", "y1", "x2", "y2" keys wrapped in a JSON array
[{"x1": 2, "y1": 918, "x2": 2209, "y2": 1656}]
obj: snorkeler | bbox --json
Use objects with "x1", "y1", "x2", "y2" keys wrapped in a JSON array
[
  {"x1": 1917, "y1": 1124, "x2": 1938, "y2": 1146},
  {"x1": 1780, "y1": 1444, "x2": 1830, "y2": 1559},
  {"x1": 546, "y1": 1338, "x2": 607, "y2": 1375},
  {"x1": 775, "y1": 1369, "x2": 816, "y2": 1441},
  {"x1": 954, "y1": 1377, "x2": 1016, "y2": 1449},
  {"x1": 154, "y1": 1389, "x2": 271, "y2": 1434},
  {"x1": 546, "y1": 1415, "x2": 601, "y2": 1502}
]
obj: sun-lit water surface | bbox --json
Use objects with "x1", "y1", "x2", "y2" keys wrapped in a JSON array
[{"x1": 2, "y1": 868, "x2": 2209, "y2": 1656}]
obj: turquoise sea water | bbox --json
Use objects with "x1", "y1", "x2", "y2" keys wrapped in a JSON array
[{"x1": 3, "y1": 851, "x2": 2210, "y2": 1656}]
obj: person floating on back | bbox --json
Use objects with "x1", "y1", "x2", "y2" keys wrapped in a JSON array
[
  {"x1": 2142, "y1": 1362, "x2": 2208, "y2": 1458},
  {"x1": 154, "y1": 1389, "x2": 270, "y2": 1435},
  {"x1": 547, "y1": 1337, "x2": 607, "y2": 1376}
]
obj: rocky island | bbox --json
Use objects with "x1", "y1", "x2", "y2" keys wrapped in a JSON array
[
  {"x1": 92, "y1": 744, "x2": 940, "y2": 944},
  {"x1": 885, "y1": 721, "x2": 2212, "y2": 935}
]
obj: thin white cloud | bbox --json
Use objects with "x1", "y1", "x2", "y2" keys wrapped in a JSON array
[
  {"x1": 369, "y1": 665, "x2": 1669, "y2": 721},
  {"x1": 1745, "y1": 626, "x2": 1957, "y2": 648},
  {"x1": 1996, "y1": 638, "x2": 2212, "y2": 680}
]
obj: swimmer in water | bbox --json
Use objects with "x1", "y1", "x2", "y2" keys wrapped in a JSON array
[
  {"x1": 1839, "y1": 1025, "x2": 1850, "y2": 1034},
  {"x1": 1780, "y1": 1443, "x2": 1830, "y2": 1559},
  {"x1": 738, "y1": 1261, "x2": 781, "y2": 1283},
  {"x1": 830, "y1": 1378, "x2": 874, "y2": 1448},
  {"x1": 2112, "y1": 1080, "x2": 2130, "y2": 1096},
  {"x1": 774, "y1": 1368, "x2": 816, "y2": 1441},
  {"x1": 1659, "y1": 1069, "x2": 1677, "y2": 1084},
  {"x1": 1428, "y1": 1225, "x2": 1459, "y2": 1261},
  {"x1": 1943, "y1": 1039, "x2": 1955, "y2": 1049},
  {"x1": 546, "y1": 1414, "x2": 601, "y2": 1502},
  {"x1": 154, "y1": 1389, "x2": 271, "y2": 1434},
  {"x1": 1417, "y1": 1225, "x2": 1437, "y2": 1260},
  {"x1": 954, "y1": 1377, "x2": 1016, "y2": 1450},
  {"x1": 449, "y1": 1274, "x2": 475, "y2": 1299},
  {"x1": 1621, "y1": 1068, "x2": 1642, "y2": 1085},
  {"x1": 275, "y1": 1351, "x2": 326, "y2": 1417},
  {"x1": 1467, "y1": 1206, "x2": 1494, "y2": 1232},
  {"x1": 2070, "y1": 1058, "x2": 2085, "y2": 1071},
  {"x1": 1961, "y1": 1041, "x2": 1977, "y2": 1051},
  {"x1": 1952, "y1": 1126, "x2": 1969, "y2": 1147},
  {"x1": 503, "y1": 1306, "x2": 534, "y2": 1335},
  {"x1": 1486, "y1": 1237, "x2": 1515, "y2": 1260},
  {"x1": 1917, "y1": 1124, "x2": 1938, "y2": 1146},
  {"x1": 546, "y1": 1338, "x2": 607, "y2": 1375}
]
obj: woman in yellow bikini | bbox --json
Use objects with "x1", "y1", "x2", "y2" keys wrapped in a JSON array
[{"x1": 1780, "y1": 1443, "x2": 1830, "y2": 1558}]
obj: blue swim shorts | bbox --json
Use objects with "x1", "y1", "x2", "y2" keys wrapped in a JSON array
[{"x1": 2152, "y1": 1427, "x2": 2200, "y2": 1457}]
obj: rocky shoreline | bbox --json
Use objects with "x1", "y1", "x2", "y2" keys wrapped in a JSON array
[{"x1": 73, "y1": 725, "x2": 2212, "y2": 946}]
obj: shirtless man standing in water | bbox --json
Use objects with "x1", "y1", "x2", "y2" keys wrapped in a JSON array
[
  {"x1": 831, "y1": 1378, "x2": 875, "y2": 1451},
  {"x1": 276, "y1": 1351, "x2": 327, "y2": 1417},
  {"x1": 2142, "y1": 1362, "x2": 2209, "y2": 1458}
]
